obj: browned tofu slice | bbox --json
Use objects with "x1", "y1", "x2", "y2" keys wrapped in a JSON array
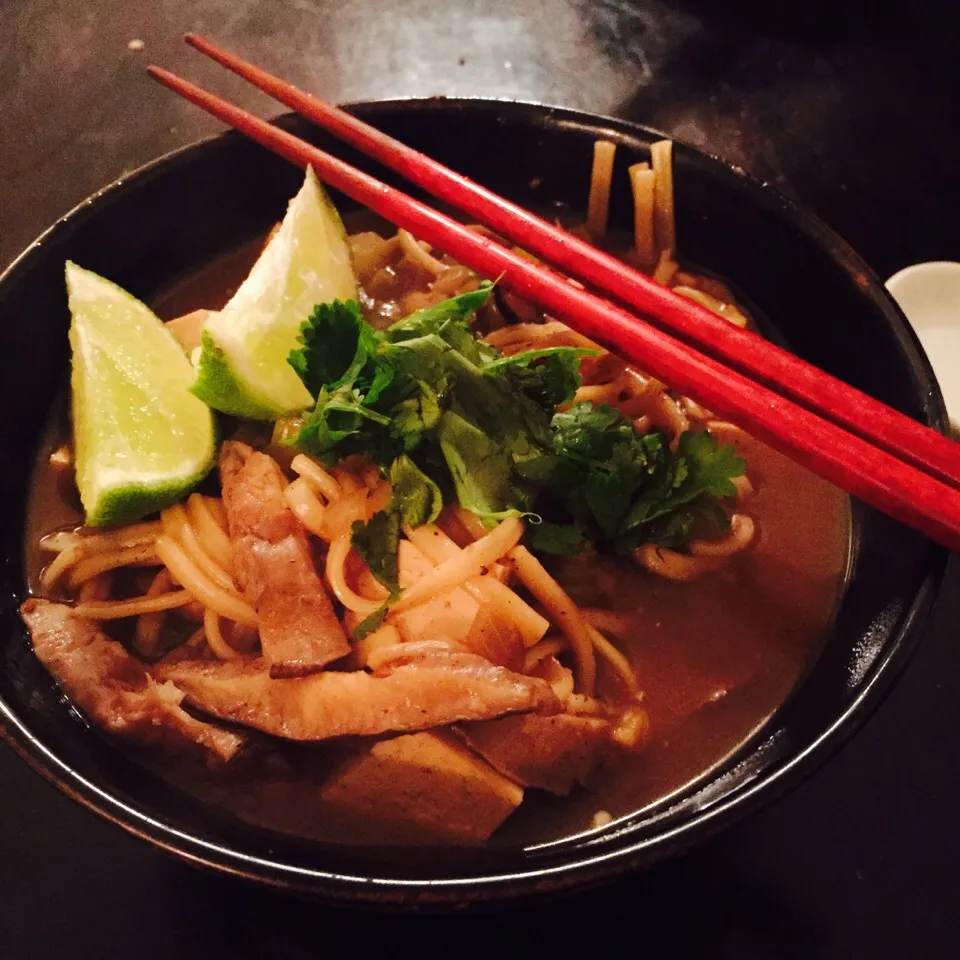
[
  {"x1": 458, "y1": 713, "x2": 610, "y2": 795},
  {"x1": 156, "y1": 645, "x2": 560, "y2": 741},
  {"x1": 21, "y1": 599, "x2": 243, "y2": 762},
  {"x1": 320, "y1": 731, "x2": 523, "y2": 845},
  {"x1": 220, "y1": 441, "x2": 349, "y2": 677}
]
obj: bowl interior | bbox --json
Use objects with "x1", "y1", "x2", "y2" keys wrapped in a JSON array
[{"x1": 0, "y1": 100, "x2": 946, "y2": 902}]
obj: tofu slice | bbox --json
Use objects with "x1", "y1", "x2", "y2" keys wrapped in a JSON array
[
  {"x1": 458, "y1": 713, "x2": 611, "y2": 795},
  {"x1": 320, "y1": 731, "x2": 523, "y2": 845},
  {"x1": 392, "y1": 539, "x2": 479, "y2": 646}
]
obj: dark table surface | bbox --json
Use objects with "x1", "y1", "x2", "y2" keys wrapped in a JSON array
[{"x1": 2, "y1": 1, "x2": 959, "y2": 956}]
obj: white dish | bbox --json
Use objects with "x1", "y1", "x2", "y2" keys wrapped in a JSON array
[{"x1": 886, "y1": 261, "x2": 960, "y2": 435}]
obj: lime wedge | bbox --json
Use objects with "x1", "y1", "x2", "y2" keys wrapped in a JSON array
[
  {"x1": 191, "y1": 168, "x2": 359, "y2": 419},
  {"x1": 67, "y1": 262, "x2": 217, "y2": 527}
]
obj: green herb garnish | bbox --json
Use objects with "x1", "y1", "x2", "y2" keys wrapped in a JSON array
[{"x1": 291, "y1": 285, "x2": 745, "y2": 579}]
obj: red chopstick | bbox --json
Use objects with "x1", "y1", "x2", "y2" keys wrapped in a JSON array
[
  {"x1": 146, "y1": 63, "x2": 960, "y2": 553},
  {"x1": 181, "y1": 32, "x2": 960, "y2": 492}
]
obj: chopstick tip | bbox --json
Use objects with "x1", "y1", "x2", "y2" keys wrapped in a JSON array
[{"x1": 145, "y1": 64, "x2": 180, "y2": 90}]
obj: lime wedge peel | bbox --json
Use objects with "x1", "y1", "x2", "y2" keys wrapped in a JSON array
[
  {"x1": 67, "y1": 262, "x2": 217, "y2": 527},
  {"x1": 190, "y1": 167, "x2": 359, "y2": 419}
]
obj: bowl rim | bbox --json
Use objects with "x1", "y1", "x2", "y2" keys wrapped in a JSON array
[{"x1": 0, "y1": 95, "x2": 948, "y2": 904}]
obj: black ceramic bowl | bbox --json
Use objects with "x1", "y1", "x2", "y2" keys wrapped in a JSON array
[{"x1": 0, "y1": 99, "x2": 947, "y2": 906}]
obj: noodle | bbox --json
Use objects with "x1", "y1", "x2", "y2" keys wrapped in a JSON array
[
  {"x1": 284, "y1": 477, "x2": 327, "y2": 538},
  {"x1": 398, "y1": 229, "x2": 448, "y2": 277},
  {"x1": 731, "y1": 475, "x2": 754, "y2": 503},
  {"x1": 39, "y1": 531, "x2": 81, "y2": 554},
  {"x1": 80, "y1": 521, "x2": 163, "y2": 554},
  {"x1": 585, "y1": 624, "x2": 638, "y2": 693},
  {"x1": 679, "y1": 395, "x2": 712, "y2": 422},
  {"x1": 704, "y1": 420, "x2": 745, "y2": 443},
  {"x1": 634, "y1": 543, "x2": 718, "y2": 582},
  {"x1": 77, "y1": 572, "x2": 112, "y2": 604},
  {"x1": 334, "y1": 468, "x2": 363, "y2": 495},
  {"x1": 508, "y1": 545, "x2": 597, "y2": 695},
  {"x1": 320, "y1": 486, "x2": 378, "y2": 542},
  {"x1": 290, "y1": 454, "x2": 342, "y2": 502},
  {"x1": 404, "y1": 522, "x2": 466, "y2": 564},
  {"x1": 464, "y1": 577, "x2": 550, "y2": 647},
  {"x1": 628, "y1": 161, "x2": 656, "y2": 267},
  {"x1": 524, "y1": 636, "x2": 567, "y2": 671},
  {"x1": 161, "y1": 503, "x2": 235, "y2": 592},
  {"x1": 430, "y1": 264, "x2": 476, "y2": 297},
  {"x1": 653, "y1": 250, "x2": 678, "y2": 286},
  {"x1": 207, "y1": 498, "x2": 227, "y2": 529},
  {"x1": 586, "y1": 140, "x2": 616, "y2": 239},
  {"x1": 393, "y1": 517, "x2": 525, "y2": 614},
  {"x1": 672, "y1": 285, "x2": 749, "y2": 328},
  {"x1": 66, "y1": 543, "x2": 160, "y2": 588},
  {"x1": 325, "y1": 536, "x2": 384, "y2": 615},
  {"x1": 651, "y1": 139, "x2": 675, "y2": 257},
  {"x1": 689, "y1": 513, "x2": 756, "y2": 557},
  {"x1": 349, "y1": 231, "x2": 400, "y2": 280},
  {"x1": 650, "y1": 390, "x2": 690, "y2": 441},
  {"x1": 183, "y1": 624, "x2": 207, "y2": 654},
  {"x1": 403, "y1": 516, "x2": 549, "y2": 645},
  {"x1": 155, "y1": 535, "x2": 258, "y2": 626},
  {"x1": 572, "y1": 372, "x2": 629, "y2": 406},
  {"x1": 452, "y1": 509, "x2": 489, "y2": 542},
  {"x1": 203, "y1": 607, "x2": 243, "y2": 660},
  {"x1": 352, "y1": 623, "x2": 402, "y2": 669},
  {"x1": 133, "y1": 568, "x2": 174, "y2": 657},
  {"x1": 581, "y1": 609, "x2": 635, "y2": 641},
  {"x1": 186, "y1": 494, "x2": 233, "y2": 571},
  {"x1": 40, "y1": 541, "x2": 82, "y2": 591},
  {"x1": 73, "y1": 590, "x2": 195, "y2": 619}
]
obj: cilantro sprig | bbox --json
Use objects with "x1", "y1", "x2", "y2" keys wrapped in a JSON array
[{"x1": 285, "y1": 285, "x2": 746, "y2": 613}]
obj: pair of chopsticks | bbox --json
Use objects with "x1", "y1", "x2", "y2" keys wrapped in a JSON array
[{"x1": 149, "y1": 35, "x2": 960, "y2": 553}]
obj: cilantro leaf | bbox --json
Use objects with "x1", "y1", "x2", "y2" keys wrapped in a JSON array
[
  {"x1": 385, "y1": 285, "x2": 493, "y2": 342},
  {"x1": 351, "y1": 510, "x2": 400, "y2": 593},
  {"x1": 485, "y1": 346, "x2": 595, "y2": 407},
  {"x1": 293, "y1": 385, "x2": 392, "y2": 459},
  {"x1": 621, "y1": 429, "x2": 745, "y2": 535},
  {"x1": 288, "y1": 300, "x2": 369, "y2": 396},
  {"x1": 390, "y1": 454, "x2": 443, "y2": 527},
  {"x1": 349, "y1": 456, "x2": 441, "y2": 629},
  {"x1": 284, "y1": 287, "x2": 744, "y2": 561},
  {"x1": 528, "y1": 521, "x2": 585, "y2": 556},
  {"x1": 645, "y1": 497, "x2": 731, "y2": 549},
  {"x1": 353, "y1": 603, "x2": 391, "y2": 640},
  {"x1": 437, "y1": 411, "x2": 527, "y2": 522},
  {"x1": 675, "y1": 430, "x2": 745, "y2": 500}
]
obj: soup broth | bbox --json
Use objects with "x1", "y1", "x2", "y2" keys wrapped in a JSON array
[{"x1": 25, "y1": 222, "x2": 849, "y2": 847}]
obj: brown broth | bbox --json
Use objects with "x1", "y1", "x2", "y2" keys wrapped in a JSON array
[{"x1": 24, "y1": 230, "x2": 850, "y2": 847}]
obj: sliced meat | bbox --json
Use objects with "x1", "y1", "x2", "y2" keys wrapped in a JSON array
[
  {"x1": 458, "y1": 713, "x2": 610, "y2": 795},
  {"x1": 21, "y1": 599, "x2": 243, "y2": 762},
  {"x1": 156, "y1": 646, "x2": 560, "y2": 741},
  {"x1": 220, "y1": 441, "x2": 349, "y2": 677},
  {"x1": 320, "y1": 731, "x2": 523, "y2": 845}
]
